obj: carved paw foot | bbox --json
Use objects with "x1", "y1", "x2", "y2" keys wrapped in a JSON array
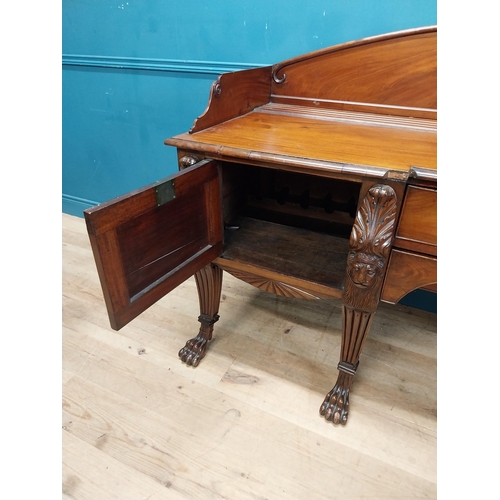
[
  {"x1": 178, "y1": 334, "x2": 209, "y2": 367},
  {"x1": 320, "y1": 373, "x2": 353, "y2": 425}
]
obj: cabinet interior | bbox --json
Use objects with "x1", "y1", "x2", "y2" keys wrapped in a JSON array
[{"x1": 218, "y1": 162, "x2": 361, "y2": 290}]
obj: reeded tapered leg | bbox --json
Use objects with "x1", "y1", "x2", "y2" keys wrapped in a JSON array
[
  {"x1": 179, "y1": 263, "x2": 223, "y2": 367},
  {"x1": 320, "y1": 307, "x2": 375, "y2": 424},
  {"x1": 320, "y1": 184, "x2": 398, "y2": 425}
]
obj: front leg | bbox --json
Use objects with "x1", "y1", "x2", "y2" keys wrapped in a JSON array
[
  {"x1": 179, "y1": 263, "x2": 223, "y2": 367},
  {"x1": 321, "y1": 308, "x2": 374, "y2": 424},
  {"x1": 321, "y1": 184, "x2": 398, "y2": 425}
]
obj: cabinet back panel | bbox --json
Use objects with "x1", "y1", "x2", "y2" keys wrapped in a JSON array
[{"x1": 221, "y1": 162, "x2": 360, "y2": 237}]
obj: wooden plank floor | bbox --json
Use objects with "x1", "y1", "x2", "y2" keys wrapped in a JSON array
[{"x1": 62, "y1": 213, "x2": 437, "y2": 499}]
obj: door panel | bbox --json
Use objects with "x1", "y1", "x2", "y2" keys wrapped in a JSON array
[{"x1": 84, "y1": 160, "x2": 222, "y2": 330}]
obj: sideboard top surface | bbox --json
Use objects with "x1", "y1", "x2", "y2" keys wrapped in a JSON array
[
  {"x1": 168, "y1": 104, "x2": 436, "y2": 173},
  {"x1": 165, "y1": 26, "x2": 437, "y2": 178}
]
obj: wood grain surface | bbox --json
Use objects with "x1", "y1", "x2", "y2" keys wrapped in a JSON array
[
  {"x1": 170, "y1": 108, "x2": 436, "y2": 173},
  {"x1": 63, "y1": 213, "x2": 436, "y2": 499}
]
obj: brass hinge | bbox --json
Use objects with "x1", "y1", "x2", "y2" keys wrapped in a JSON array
[{"x1": 155, "y1": 179, "x2": 176, "y2": 206}]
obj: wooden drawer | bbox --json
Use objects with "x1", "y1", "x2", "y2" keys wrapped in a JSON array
[
  {"x1": 381, "y1": 249, "x2": 437, "y2": 304},
  {"x1": 395, "y1": 186, "x2": 436, "y2": 256}
]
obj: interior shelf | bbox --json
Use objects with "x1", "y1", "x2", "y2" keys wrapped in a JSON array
[{"x1": 219, "y1": 216, "x2": 350, "y2": 291}]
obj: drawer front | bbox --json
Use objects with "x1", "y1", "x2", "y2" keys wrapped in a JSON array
[
  {"x1": 395, "y1": 186, "x2": 436, "y2": 255},
  {"x1": 381, "y1": 249, "x2": 437, "y2": 304}
]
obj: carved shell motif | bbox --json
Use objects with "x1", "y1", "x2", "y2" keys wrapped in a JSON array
[{"x1": 227, "y1": 270, "x2": 321, "y2": 300}]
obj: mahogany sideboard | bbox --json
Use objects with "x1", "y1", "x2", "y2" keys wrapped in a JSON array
[{"x1": 84, "y1": 26, "x2": 437, "y2": 425}]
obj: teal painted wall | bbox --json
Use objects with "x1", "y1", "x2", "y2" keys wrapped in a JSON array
[
  {"x1": 62, "y1": 0, "x2": 436, "y2": 214},
  {"x1": 62, "y1": 1, "x2": 437, "y2": 311}
]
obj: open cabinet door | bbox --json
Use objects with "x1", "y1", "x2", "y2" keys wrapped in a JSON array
[{"x1": 84, "y1": 160, "x2": 222, "y2": 330}]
